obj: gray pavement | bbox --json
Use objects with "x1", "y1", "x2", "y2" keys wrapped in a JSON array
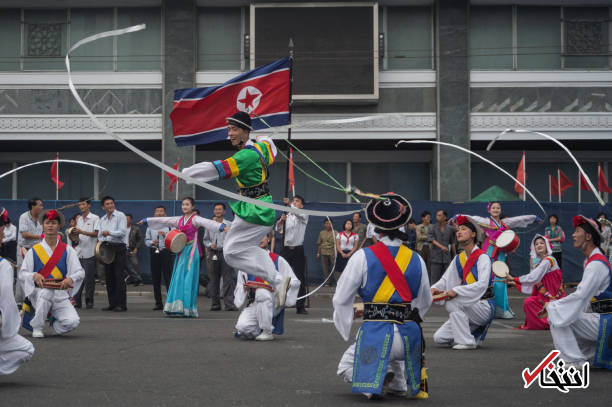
[{"x1": 1, "y1": 286, "x2": 609, "y2": 406}]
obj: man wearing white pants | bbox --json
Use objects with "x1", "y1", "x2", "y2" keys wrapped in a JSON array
[
  {"x1": 234, "y1": 234, "x2": 300, "y2": 340},
  {"x1": 19, "y1": 209, "x2": 84, "y2": 338},
  {"x1": 182, "y1": 112, "x2": 290, "y2": 306},
  {"x1": 0, "y1": 215, "x2": 34, "y2": 374},
  {"x1": 431, "y1": 215, "x2": 495, "y2": 350},
  {"x1": 546, "y1": 215, "x2": 612, "y2": 369}
]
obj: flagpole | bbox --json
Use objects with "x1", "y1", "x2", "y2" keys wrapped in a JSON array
[
  {"x1": 578, "y1": 169, "x2": 581, "y2": 203},
  {"x1": 56, "y1": 152, "x2": 59, "y2": 202},
  {"x1": 557, "y1": 168, "x2": 561, "y2": 203},
  {"x1": 522, "y1": 151, "x2": 526, "y2": 201},
  {"x1": 284, "y1": 38, "x2": 294, "y2": 201},
  {"x1": 549, "y1": 174, "x2": 552, "y2": 202},
  {"x1": 175, "y1": 178, "x2": 179, "y2": 201}
]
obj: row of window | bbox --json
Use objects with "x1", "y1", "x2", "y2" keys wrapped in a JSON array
[{"x1": 0, "y1": 6, "x2": 610, "y2": 72}]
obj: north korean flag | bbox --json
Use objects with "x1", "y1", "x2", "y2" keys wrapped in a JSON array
[{"x1": 170, "y1": 57, "x2": 290, "y2": 146}]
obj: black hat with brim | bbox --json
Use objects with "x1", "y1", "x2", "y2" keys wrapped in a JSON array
[
  {"x1": 226, "y1": 111, "x2": 253, "y2": 131},
  {"x1": 365, "y1": 193, "x2": 412, "y2": 231}
]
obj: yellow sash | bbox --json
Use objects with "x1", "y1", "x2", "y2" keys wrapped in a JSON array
[
  {"x1": 372, "y1": 245, "x2": 414, "y2": 302},
  {"x1": 458, "y1": 251, "x2": 477, "y2": 284},
  {"x1": 32, "y1": 243, "x2": 65, "y2": 280}
]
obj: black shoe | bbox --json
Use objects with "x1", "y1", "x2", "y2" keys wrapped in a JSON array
[
  {"x1": 102, "y1": 306, "x2": 115, "y2": 311},
  {"x1": 297, "y1": 309, "x2": 308, "y2": 315},
  {"x1": 113, "y1": 306, "x2": 127, "y2": 312},
  {"x1": 225, "y1": 306, "x2": 238, "y2": 311},
  {"x1": 74, "y1": 303, "x2": 82, "y2": 309},
  {"x1": 86, "y1": 303, "x2": 94, "y2": 309},
  {"x1": 210, "y1": 305, "x2": 221, "y2": 311},
  {"x1": 152, "y1": 305, "x2": 163, "y2": 311}
]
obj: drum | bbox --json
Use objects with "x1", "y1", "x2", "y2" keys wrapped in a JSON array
[
  {"x1": 66, "y1": 227, "x2": 80, "y2": 244},
  {"x1": 244, "y1": 280, "x2": 273, "y2": 292},
  {"x1": 95, "y1": 241, "x2": 115, "y2": 265},
  {"x1": 492, "y1": 261, "x2": 510, "y2": 279},
  {"x1": 496, "y1": 230, "x2": 520, "y2": 253},
  {"x1": 165, "y1": 230, "x2": 187, "y2": 254},
  {"x1": 433, "y1": 292, "x2": 449, "y2": 302},
  {"x1": 41, "y1": 279, "x2": 64, "y2": 290}
]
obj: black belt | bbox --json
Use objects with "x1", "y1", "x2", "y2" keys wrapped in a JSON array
[
  {"x1": 481, "y1": 286, "x2": 494, "y2": 300},
  {"x1": 592, "y1": 298, "x2": 612, "y2": 314},
  {"x1": 363, "y1": 303, "x2": 418, "y2": 324},
  {"x1": 239, "y1": 182, "x2": 270, "y2": 199}
]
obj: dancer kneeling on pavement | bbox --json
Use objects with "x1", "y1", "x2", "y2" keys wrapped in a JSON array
[
  {"x1": 19, "y1": 209, "x2": 84, "y2": 338},
  {"x1": 233, "y1": 233, "x2": 300, "y2": 341},
  {"x1": 333, "y1": 193, "x2": 432, "y2": 400},
  {"x1": 431, "y1": 215, "x2": 495, "y2": 350},
  {"x1": 0, "y1": 210, "x2": 34, "y2": 374}
]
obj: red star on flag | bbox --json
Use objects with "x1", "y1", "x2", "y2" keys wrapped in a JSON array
[{"x1": 238, "y1": 88, "x2": 259, "y2": 111}]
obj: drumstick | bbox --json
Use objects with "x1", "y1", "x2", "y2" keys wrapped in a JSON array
[{"x1": 432, "y1": 292, "x2": 449, "y2": 302}]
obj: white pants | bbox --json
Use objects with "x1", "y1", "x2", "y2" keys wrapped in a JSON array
[
  {"x1": 223, "y1": 216, "x2": 281, "y2": 289},
  {"x1": 337, "y1": 326, "x2": 409, "y2": 393},
  {"x1": 550, "y1": 312, "x2": 600, "y2": 365},
  {"x1": 433, "y1": 300, "x2": 492, "y2": 346},
  {"x1": 30, "y1": 288, "x2": 80, "y2": 334},
  {"x1": 235, "y1": 289, "x2": 274, "y2": 338},
  {"x1": 0, "y1": 334, "x2": 35, "y2": 375}
]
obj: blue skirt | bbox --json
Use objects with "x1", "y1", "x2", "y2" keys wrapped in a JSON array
[{"x1": 164, "y1": 241, "x2": 200, "y2": 318}]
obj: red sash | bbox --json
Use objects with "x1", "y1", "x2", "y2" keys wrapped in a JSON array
[
  {"x1": 39, "y1": 240, "x2": 67, "y2": 279},
  {"x1": 369, "y1": 243, "x2": 413, "y2": 302},
  {"x1": 586, "y1": 253, "x2": 612, "y2": 269},
  {"x1": 462, "y1": 248, "x2": 485, "y2": 283}
]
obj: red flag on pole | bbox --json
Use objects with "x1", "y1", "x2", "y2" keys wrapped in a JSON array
[
  {"x1": 166, "y1": 159, "x2": 179, "y2": 192},
  {"x1": 598, "y1": 162, "x2": 612, "y2": 193},
  {"x1": 558, "y1": 169, "x2": 573, "y2": 193},
  {"x1": 580, "y1": 172, "x2": 591, "y2": 191},
  {"x1": 50, "y1": 154, "x2": 64, "y2": 190},
  {"x1": 550, "y1": 174, "x2": 560, "y2": 196},
  {"x1": 514, "y1": 152, "x2": 526, "y2": 196},
  {"x1": 288, "y1": 147, "x2": 295, "y2": 196}
]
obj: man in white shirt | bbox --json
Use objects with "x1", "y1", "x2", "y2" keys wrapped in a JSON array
[
  {"x1": 204, "y1": 203, "x2": 235, "y2": 311},
  {"x1": 97, "y1": 196, "x2": 128, "y2": 312},
  {"x1": 276, "y1": 195, "x2": 309, "y2": 314},
  {"x1": 16, "y1": 198, "x2": 44, "y2": 303},
  {"x1": 145, "y1": 206, "x2": 174, "y2": 311},
  {"x1": 72, "y1": 198, "x2": 99, "y2": 309}
]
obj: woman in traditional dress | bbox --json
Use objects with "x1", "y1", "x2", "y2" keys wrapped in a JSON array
[
  {"x1": 458, "y1": 201, "x2": 538, "y2": 318},
  {"x1": 142, "y1": 197, "x2": 227, "y2": 317},
  {"x1": 507, "y1": 234, "x2": 565, "y2": 330},
  {"x1": 335, "y1": 219, "x2": 358, "y2": 275}
]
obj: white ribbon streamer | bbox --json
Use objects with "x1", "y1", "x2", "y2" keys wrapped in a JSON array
[
  {"x1": 0, "y1": 159, "x2": 108, "y2": 180},
  {"x1": 396, "y1": 140, "x2": 547, "y2": 216},
  {"x1": 65, "y1": 24, "x2": 358, "y2": 218},
  {"x1": 487, "y1": 129, "x2": 605, "y2": 206}
]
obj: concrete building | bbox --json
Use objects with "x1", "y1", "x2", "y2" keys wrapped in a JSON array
[{"x1": 1, "y1": 0, "x2": 611, "y2": 204}]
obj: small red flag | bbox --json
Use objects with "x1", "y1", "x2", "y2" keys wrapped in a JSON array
[
  {"x1": 514, "y1": 152, "x2": 526, "y2": 195},
  {"x1": 558, "y1": 169, "x2": 573, "y2": 193},
  {"x1": 166, "y1": 159, "x2": 179, "y2": 192},
  {"x1": 50, "y1": 155, "x2": 64, "y2": 189},
  {"x1": 598, "y1": 163, "x2": 612, "y2": 193},
  {"x1": 580, "y1": 172, "x2": 591, "y2": 191},
  {"x1": 550, "y1": 174, "x2": 560, "y2": 196},
  {"x1": 288, "y1": 147, "x2": 295, "y2": 195}
]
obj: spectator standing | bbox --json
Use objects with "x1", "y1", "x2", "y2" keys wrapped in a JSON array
[
  {"x1": 1, "y1": 214, "x2": 17, "y2": 262},
  {"x1": 352, "y1": 212, "x2": 367, "y2": 249},
  {"x1": 73, "y1": 198, "x2": 99, "y2": 309},
  {"x1": 278, "y1": 195, "x2": 309, "y2": 315},
  {"x1": 125, "y1": 214, "x2": 143, "y2": 286},
  {"x1": 316, "y1": 219, "x2": 337, "y2": 286},
  {"x1": 416, "y1": 211, "x2": 432, "y2": 272},
  {"x1": 404, "y1": 219, "x2": 417, "y2": 250},
  {"x1": 597, "y1": 212, "x2": 611, "y2": 256},
  {"x1": 336, "y1": 219, "x2": 358, "y2": 277},
  {"x1": 145, "y1": 206, "x2": 174, "y2": 311},
  {"x1": 544, "y1": 214, "x2": 565, "y2": 268},
  {"x1": 428, "y1": 209, "x2": 456, "y2": 284},
  {"x1": 16, "y1": 198, "x2": 44, "y2": 304},
  {"x1": 97, "y1": 196, "x2": 128, "y2": 312},
  {"x1": 204, "y1": 203, "x2": 236, "y2": 311},
  {"x1": 193, "y1": 209, "x2": 209, "y2": 295}
]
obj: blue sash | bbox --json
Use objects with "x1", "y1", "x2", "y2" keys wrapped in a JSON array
[{"x1": 594, "y1": 314, "x2": 612, "y2": 370}]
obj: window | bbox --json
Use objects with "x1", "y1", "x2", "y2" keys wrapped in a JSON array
[
  {"x1": 197, "y1": 7, "x2": 245, "y2": 71},
  {"x1": 380, "y1": 6, "x2": 433, "y2": 70},
  {"x1": 0, "y1": 8, "x2": 161, "y2": 72},
  {"x1": 563, "y1": 7, "x2": 609, "y2": 69},
  {"x1": 517, "y1": 7, "x2": 561, "y2": 69},
  {"x1": 470, "y1": 6, "x2": 513, "y2": 69}
]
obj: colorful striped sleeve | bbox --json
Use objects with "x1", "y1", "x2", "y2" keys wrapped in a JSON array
[
  {"x1": 257, "y1": 140, "x2": 276, "y2": 165},
  {"x1": 212, "y1": 157, "x2": 240, "y2": 180}
]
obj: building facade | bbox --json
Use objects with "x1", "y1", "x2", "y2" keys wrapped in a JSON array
[{"x1": 1, "y1": 0, "x2": 611, "y2": 204}]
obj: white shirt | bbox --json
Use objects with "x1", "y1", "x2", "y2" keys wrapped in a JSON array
[
  {"x1": 332, "y1": 236, "x2": 432, "y2": 341},
  {"x1": 278, "y1": 204, "x2": 308, "y2": 246},
  {"x1": 547, "y1": 248, "x2": 611, "y2": 328},
  {"x1": 145, "y1": 226, "x2": 170, "y2": 250},
  {"x1": 97, "y1": 210, "x2": 128, "y2": 245},
  {"x1": 17, "y1": 211, "x2": 42, "y2": 248},
  {"x1": 337, "y1": 231, "x2": 358, "y2": 252},
  {"x1": 2, "y1": 224, "x2": 16, "y2": 243},
  {"x1": 517, "y1": 256, "x2": 559, "y2": 295},
  {"x1": 203, "y1": 218, "x2": 232, "y2": 249},
  {"x1": 76, "y1": 212, "x2": 99, "y2": 259}
]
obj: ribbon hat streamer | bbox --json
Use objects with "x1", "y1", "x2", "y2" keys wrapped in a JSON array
[{"x1": 65, "y1": 24, "x2": 357, "y2": 218}]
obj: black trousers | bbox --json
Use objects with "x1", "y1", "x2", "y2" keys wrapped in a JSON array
[
  {"x1": 0, "y1": 240, "x2": 16, "y2": 262},
  {"x1": 104, "y1": 244, "x2": 127, "y2": 309},
  {"x1": 282, "y1": 245, "x2": 306, "y2": 311},
  {"x1": 74, "y1": 256, "x2": 97, "y2": 306},
  {"x1": 552, "y1": 251, "x2": 563, "y2": 269},
  {"x1": 207, "y1": 249, "x2": 235, "y2": 308},
  {"x1": 150, "y1": 248, "x2": 174, "y2": 306}
]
